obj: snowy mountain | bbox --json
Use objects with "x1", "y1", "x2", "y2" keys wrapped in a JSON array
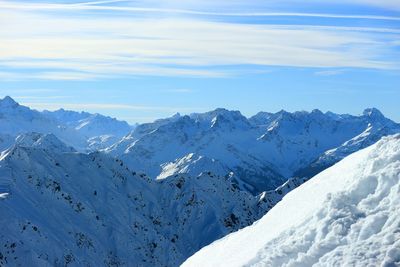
[
  {"x1": 1, "y1": 96, "x2": 399, "y2": 266},
  {"x1": 2, "y1": 95, "x2": 398, "y2": 195},
  {"x1": 14, "y1": 132, "x2": 76, "y2": 153},
  {"x1": 183, "y1": 134, "x2": 400, "y2": 267},
  {"x1": 106, "y1": 107, "x2": 400, "y2": 194},
  {"x1": 43, "y1": 109, "x2": 133, "y2": 150},
  {"x1": 0, "y1": 96, "x2": 86, "y2": 150},
  {"x1": 0, "y1": 133, "x2": 270, "y2": 266},
  {"x1": 0, "y1": 96, "x2": 133, "y2": 152},
  {"x1": 294, "y1": 108, "x2": 400, "y2": 178}
]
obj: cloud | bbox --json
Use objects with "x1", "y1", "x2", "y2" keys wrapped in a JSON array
[
  {"x1": 21, "y1": 102, "x2": 207, "y2": 113},
  {"x1": 12, "y1": 96, "x2": 72, "y2": 100},
  {"x1": 0, "y1": 1, "x2": 399, "y2": 80},
  {"x1": 1, "y1": 1, "x2": 399, "y2": 20},
  {"x1": 344, "y1": 0, "x2": 400, "y2": 11},
  {"x1": 314, "y1": 69, "x2": 345, "y2": 76}
]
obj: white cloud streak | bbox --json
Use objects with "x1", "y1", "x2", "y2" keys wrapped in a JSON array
[
  {"x1": 21, "y1": 101, "x2": 207, "y2": 113},
  {"x1": 314, "y1": 69, "x2": 345, "y2": 76},
  {"x1": 0, "y1": 1, "x2": 399, "y2": 20},
  {"x1": 0, "y1": 1, "x2": 399, "y2": 79}
]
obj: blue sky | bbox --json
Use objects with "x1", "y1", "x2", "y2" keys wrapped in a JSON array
[{"x1": 0, "y1": 0, "x2": 399, "y2": 123}]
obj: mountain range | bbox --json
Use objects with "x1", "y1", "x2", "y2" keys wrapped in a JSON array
[
  {"x1": 0, "y1": 96, "x2": 399, "y2": 266},
  {"x1": 105, "y1": 106, "x2": 400, "y2": 195},
  {"x1": 0, "y1": 132, "x2": 271, "y2": 266},
  {"x1": 0, "y1": 96, "x2": 133, "y2": 152}
]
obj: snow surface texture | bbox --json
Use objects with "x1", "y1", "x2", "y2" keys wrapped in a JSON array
[
  {"x1": 0, "y1": 133, "x2": 270, "y2": 266},
  {"x1": 106, "y1": 108, "x2": 400, "y2": 194},
  {"x1": 183, "y1": 134, "x2": 400, "y2": 267}
]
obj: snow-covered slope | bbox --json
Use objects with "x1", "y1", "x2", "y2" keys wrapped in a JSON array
[
  {"x1": 0, "y1": 133, "x2": 270, "y2": 266},
  {"x1": 106, "y1": 110, "x2": 286, "y2": 194},
  {"x1": 156, "y1": 153, "x2": 231, "y2": 180},
  {"x1": 106, "y1": 107, "x2": 400, "y2": 194},
  {"x1": 0, "y1": 96, "x2": 133, "y2": 152},
  {"x1": 0, "y1": 134, "x2": 14, "y2": 153},
  {"x1": 183, "y1": 134, "x2": 400, "y2": 267},
  {"x1": 295, "y1": 108, "x2": 400, "y2": 178},
  {"x1": 0, "y1": 96, "x2": 88, "y2": 150},
  {"x1": 43, "y1": 109, "x2": 133, "y2": 150}
]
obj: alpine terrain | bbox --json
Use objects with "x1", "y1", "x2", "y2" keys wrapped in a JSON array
[
  {"x1": 0, "y1": 96, "x2": 399, "y2": 266},
  {"x1": 0, "y1": 96, "x2": 133, "y2": 152},
  {"x1": 183, "y1": 134, "x2": 400, "y2": 267},
  {"x1": 106, "y1": 107, "x2": 400, "y2": 195},
  {"x1": 0, "y1": 132, "x2": 271, "y2": 266}
]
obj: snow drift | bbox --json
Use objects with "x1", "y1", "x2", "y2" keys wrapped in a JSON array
[{"x1": 183, "y1": 134, "x2": 400, "y2": 267}]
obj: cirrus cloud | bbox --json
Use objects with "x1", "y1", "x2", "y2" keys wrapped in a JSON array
[{"x1": 0, "y1": 1, "x2": 399, "y2": 80}]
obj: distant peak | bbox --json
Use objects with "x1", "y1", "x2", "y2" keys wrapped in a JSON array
[
  {"x1": 210, "y1": 108, "x2": 245, "y2": 119},
  {"x1": 15, "y1": 132, "x2": 75, "y2": 152},
  {"x1": 213, "y1": 108, "x2": 229, "y2": 113},
  {"x1": 277, "y1": 109, "x2": 288, "y2": 114},
  {"x1": 172, "y1": 112, "x2": 181, "y2": 119},
  {"x1": 311, "y1": 109, "x2": 323, "y2": 115},
  {"x1": 275, "y1": 109, "x2": 292, "y2": 119},
  {"x1": 0, "y1": 96, "x2": 18, "y2": 108},
  {"x1": 363, "y1": 108, "x2": 384, "y2": 118}
]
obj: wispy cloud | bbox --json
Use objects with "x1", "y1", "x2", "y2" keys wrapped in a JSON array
[
  {"x1": 0, "y1": 89, "x2": 60, "y2": 98},
  {"x1": 13, "y1": 96, "x2": 72, "y2": 100},
  {"x1": 0, "y1": 1, "x2": 399, "y2": 80},
  {"x1": 21, "y1": 102, "x2": 207, "y2": 113},
  {"x1": 314, "y1": 69, "x2": 345, "y2": 76},
  {"x1": 1, "y1": 1, "x2": 399, "y2": 20}
]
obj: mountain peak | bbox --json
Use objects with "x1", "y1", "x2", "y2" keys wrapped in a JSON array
[
  {"x1": 311, "y1": 109, "x2": 323, "y2": 115},
  {"x1": 15, "y1": 132, "x2": 76, "y2": 153},
  {"x1": 0, "y1": 96, "x2": 19, "y2": 108},
  {"x1": 209, "y1": 108, "x2": 246, "y2": 121},
  {"x1": 363, "y1": 107, "x2": 384, "y2": 118},
  {"x1": 190, "y1": 108, "x2": 249, "y2": 128},
  {"x1": 172, "y1": 112, "x2": 181, "y2": 119}
]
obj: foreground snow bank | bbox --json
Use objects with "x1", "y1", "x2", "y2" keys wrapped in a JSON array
[{"x1": 183, "y1": 134, "x2": 400, "y2": 267}]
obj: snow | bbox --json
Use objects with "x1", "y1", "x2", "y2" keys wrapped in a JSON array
[
  {"x1": 156, "y1": 153, "x2": 230, "y2": 180},
  {"x1": 0, "y1": 96, "x2": 133, "y2": 152},
  {"x1": 14, "y1": 132, "x2": 76, "y2": 153},
  {"x1": 2, "y1": 96, "x2": 399, "y2": 195},
  {"x1": 1, "y1": 96, "x2": 400, "y2": 266},
  {"x1": 106, "y1": 106, "x2": 400, "y2": 194},
  {"x1": 183, "y1": 134, "x2": 400, "y2": 267},
  {"x1": 0, "y1": 133, "x2": 271, "y2": 266}
]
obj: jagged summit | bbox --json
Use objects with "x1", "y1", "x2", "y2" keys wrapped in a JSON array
[
  {"x1": 14, "y1": 132, "x2": 76, "y2": 153},
  {"x1": 191, "y1": 108, "x2": 247, "y2": 122},
  {"x1": 0, "y1": 96, "x2": 18, "y2": 108},
  {"x1": 363, "y1": 107, "x2": 385, "y2": 119},
  {"x1": 171, "y1": 112, "x2": 181, "y2": 119},
  {"x1": 105, "y1": 106, "x2": 400, "y2": 194},
  {"x1": 311, "y1": 108, "x2": 323, "y2": 114},
  {"x1": 0, "y1": 97, "x2": 133, "y2": 152}
]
